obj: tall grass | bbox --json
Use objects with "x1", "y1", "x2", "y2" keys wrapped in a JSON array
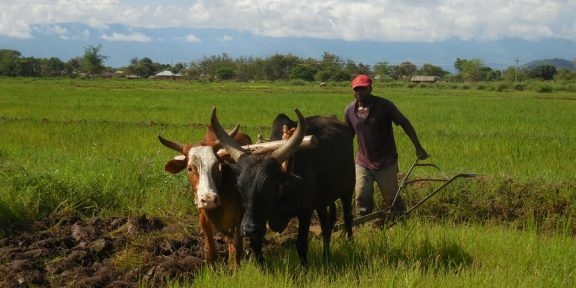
[
  {"x1": 0, "y1": 78, "x2": 575, "y2": 230},
  {"x1": 184, "y1": 220, "x2": 575, "y2": 287}
]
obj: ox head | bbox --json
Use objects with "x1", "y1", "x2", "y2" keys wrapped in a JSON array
[
  {"x1": 158, "y1": 125, "x2": 240, "y2": 209},
  {"x1": 211, "y1": 107, "x2": 306, "y2": 240}
]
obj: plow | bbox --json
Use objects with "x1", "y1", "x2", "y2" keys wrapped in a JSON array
[
  {"x1": 217, "y1": 136, "x2": 476, "y2": 232},
  {"x1": 334, "y1": 158, "x2": 477, "y2": 231}
]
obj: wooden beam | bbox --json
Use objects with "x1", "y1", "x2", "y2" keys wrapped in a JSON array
[{"x1": 216, "y1": 135, "x2": 318, "y2": 157}]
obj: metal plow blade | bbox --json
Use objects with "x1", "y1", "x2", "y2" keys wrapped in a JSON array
[{"x1": 334, "y1": 158, "x2": 477, "y2": 232}]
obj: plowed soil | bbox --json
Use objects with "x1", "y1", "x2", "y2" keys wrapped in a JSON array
[{"x1": 0, "y1": 215, "x2": 217, "y2": 287}]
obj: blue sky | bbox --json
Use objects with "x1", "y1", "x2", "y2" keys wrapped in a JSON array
[
  {"x1": 1, "y1": 0, "x2": 575, "y2": 69},
  {"x1": 3, "y1": 0, "x2": 575, "y2": 41}
]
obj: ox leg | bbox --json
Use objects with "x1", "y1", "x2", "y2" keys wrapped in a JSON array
[
  {"x1": 230, "y1": 223, "x2": 243, "y2": 268},
  {"x1": 296, "y1": 213, "x2": 313, "y2": 267},
  {"x1": 199, "y1": 211, "x2": 218, "y2": 263},
  {"x1": 341, "y1": 194, "x2": 354, "y2": 239},
  {"x1": 249, "y1": 238, "x2": 265, "y2": 266},
  {"x1": 327, "y1": 202, "x2": 337, "y2": 230},
  {"x1": 316, "y1": 206, "x2": 333, "y2": 263}
]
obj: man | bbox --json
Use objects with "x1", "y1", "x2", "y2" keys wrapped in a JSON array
[{"x1": 344, "y1": 74, "x2": 429, "y2": 217}]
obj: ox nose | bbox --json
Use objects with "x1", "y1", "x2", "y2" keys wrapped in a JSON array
[
  {"x1": 241, "y1": 223, "x2": 258, "y2": 238},
  {"x1": 198, "y1": 193, "x2": 220, "y2": 209}
]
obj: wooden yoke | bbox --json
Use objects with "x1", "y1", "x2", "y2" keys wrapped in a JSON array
[{"x1": 216, "y1": 135, "x2": 318, "y2": 158}]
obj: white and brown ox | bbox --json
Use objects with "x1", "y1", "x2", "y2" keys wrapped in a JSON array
[{"x1": 158, "y1": 125, "x2": 251, "y2": 267}]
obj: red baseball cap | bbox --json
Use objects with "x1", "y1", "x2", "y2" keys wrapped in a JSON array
[{"x1": 351, "y1": 74, "x2": 372, "y2": 89}]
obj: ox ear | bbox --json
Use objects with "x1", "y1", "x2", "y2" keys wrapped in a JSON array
[
  {"x1": 164, "y1": 156, "x2": 187, "y2": 174},
  {"x1": 270, "y1": 113, "x2": 296, "y2": 141},
  {"x1": 221, "y1": 161, "x2": 241, "y2": 176}
]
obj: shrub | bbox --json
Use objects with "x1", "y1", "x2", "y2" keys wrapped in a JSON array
[
  {"x1": 496, "y1": 83, "x2": 509, "y2": 92},
  {"x1": 537, "y1": 84, "x2": 554, "y2": 93},
  {"x1": 288, "y1": 79, "x2": 307, "y2": 86},
  {"x1": 513, "y1": 83, "x2": 525, "y2": 91}
]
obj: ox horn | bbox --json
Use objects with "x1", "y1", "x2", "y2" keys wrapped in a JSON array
[
  {"x1": 228, "y1": 124, "x2": 240, "y2": 138},
  {"x1": 158, "y1": 135, "x2": 185, "y2": 153},
  {"x1": 210, "y1": 107, "x2": 246, "y2": 161},
  {"x1": 271, "y1": 108, "x2": 306, "y2": 163},
  {"x1": 215, "y1": 123, "x2": 241, "y2": 146}
]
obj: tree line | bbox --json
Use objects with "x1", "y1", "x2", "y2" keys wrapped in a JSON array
[{"x1": 1, "y1": 45, "x2": 574, "y2": 82}]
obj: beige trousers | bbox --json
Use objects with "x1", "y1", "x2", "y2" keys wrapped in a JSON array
[{"x1": 354, "y1": 163, "x2": 405, "y2": 216}]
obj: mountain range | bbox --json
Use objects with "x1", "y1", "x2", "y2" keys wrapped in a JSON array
[
  {"x1": 521, "y1": 58, "x2": 576, "y2": 72},
  {"x1": 1, "y1": 23, "x2": 575, "y2": 72}
]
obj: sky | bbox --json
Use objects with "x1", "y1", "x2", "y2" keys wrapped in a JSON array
[
  {"x1": 1, "y1": 0, "x2": 576, "y2": 68},
  {"x1": 2, "y1": 0, "x2": 575, "y2": 42}
]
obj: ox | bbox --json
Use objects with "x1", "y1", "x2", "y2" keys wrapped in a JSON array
[
  {"x1": 211, "y1": 107, "x2": 355, "y2": 266},
  {"x1": 158, "y1": 125, "x2": 251, "y2": 267}
]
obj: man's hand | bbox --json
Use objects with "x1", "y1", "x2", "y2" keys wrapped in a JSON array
[{"x1": 416, "y1": 147, "x2": 429, "y2": 160}]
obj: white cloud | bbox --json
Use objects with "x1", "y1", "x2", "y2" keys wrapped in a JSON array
[
  {"x1": 0, "y1": 5, "x2": 33, "y2": 38},
  {"x1": 30, "y1": 24, "x2": 92, "y2": 40},
  {"x1": 47, "y1": 25, "x2": 70, "y2": 39},
  {"x1": 185, "y1": 34, "x2": 202, "y2": 43},
  {"x1": 101, "y1": 32, "x2": 151, "y2": 42},
  {"x1": 1, "y1": 0, "x2": 575, "y2": 42},
  {"x1": 221, "y1": 35, "x2": 233, "y2": 41}
]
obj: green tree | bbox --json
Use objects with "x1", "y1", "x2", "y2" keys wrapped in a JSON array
[
  {"x1": 373, "y1": 62, "x2": 392, "y2": 79},
  {"x1": 288, "y1": 64, "x2": 317, "y2": 81},
  {"x1": 454, "y1": 58, "x2": 485, "y2": 81},
  {"x1": 197, "y1": 53, "x2": 235, "y2": 80},
  {"x1": 185, "y1": 62, "x2": 202, "y2": 79},
  {"x1": 64, "y1": 57, "x2": 82, "y2": 77},
  {"x1": 234, "y1": 57, "x2": 262, "y2": 81},
  {"x1": 263, "y1": 54, "x2": 299, "y2": 80},
  {"x1": 528, "y1": 64, "x2": 557, "y2": 80},
  {"x1": 81, "y1": 45, "x2": 108, "y2": 78},
  {"x1": 138, "y1": 57, "x2": 156, "y2": 78},
  {"x1": 215, "y1": 68, "x2": 235, "y2": 80},
  {"x1": 418, "y1": 64, "x2": 449, "y2": 78},
  {"x1": 483, "y1": 67, "x2": 501, "y2": 81},
  {"x1": 391, "y1": 61, "x2": 417, "y2": 80},
  {"x1": 555, "y1": 68, "x2": 574, "y2": 80},
  {"x1": 172, "y1": 62, "x2": 186, "y2": 74},
  {"x1": 343, "y1": 60, "x2": 370, "y2": 77},
  {"x1": 0, "y1": 49, "x2": 22, "y2": 77},
  {"x1": 313, "y1": 52, "x2": 355, "y2": 82},
  {"x1": 15, "y1": 57, "x2": 41, "y2": 77},
  {"x1": 40, "y1": 57, "x2": 65, "y2": 77},
  {"x1": 502, "y1": 66, "x2": 528, "y2": 82}
]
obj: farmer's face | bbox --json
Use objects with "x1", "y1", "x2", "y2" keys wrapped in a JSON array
[{"x1": 353, "y1": 86, "x2": 372, "y2": 103}]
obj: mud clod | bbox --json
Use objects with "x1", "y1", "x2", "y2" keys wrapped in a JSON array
[{"x1": 0, "y1": 214, "x2": 211, "y2": 287}]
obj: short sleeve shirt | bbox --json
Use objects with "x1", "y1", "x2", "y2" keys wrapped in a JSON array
[{"x1": 344, "y1": 96, "x2": 407, "y2": 170}]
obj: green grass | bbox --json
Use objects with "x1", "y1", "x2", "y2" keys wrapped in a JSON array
[
  {"x1": 1, "y1": 78, "x2": 575, "y2": 286},
  {"x1": 182, "y1": 220, "x2": 576, "y2": 287},
  {"x1": 1, "y1": 78, "x2": 575, "y2": 226},
  {"x1": 2, "y1": 78, "x2": 574, "y2": 181}
]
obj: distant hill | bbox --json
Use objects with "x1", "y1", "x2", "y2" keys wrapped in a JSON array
[
  {"x1": 3, "y1": 22, "x2": 576, "y2": 71},
  {"x1": 521, "y1": 58, "x2": 576, "y2": 71}
]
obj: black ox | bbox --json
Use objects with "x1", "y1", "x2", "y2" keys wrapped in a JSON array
[{"x1": 211, "y1": 107, "x2": 355, "y2": 266}]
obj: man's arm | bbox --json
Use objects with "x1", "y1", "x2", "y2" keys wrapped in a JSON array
[
  {"x1": 399, "y1": 119, "x2": 429, "y2": 160},
  {"x1": 343, "y1": 107, "x2": 356, "y2": 137}
]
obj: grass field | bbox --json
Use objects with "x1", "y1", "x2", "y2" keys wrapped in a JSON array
[
  {"x1": 189, "y1": 220, "x2": 576, "y2": 287},
  {"x1": 1, "y1": 78, "x2": 575, "y2": 286}
]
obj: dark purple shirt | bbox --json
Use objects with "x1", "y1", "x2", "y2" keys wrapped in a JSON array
[{"x1": 344, "y1": 96, "x2": 407, "y2": 170}]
